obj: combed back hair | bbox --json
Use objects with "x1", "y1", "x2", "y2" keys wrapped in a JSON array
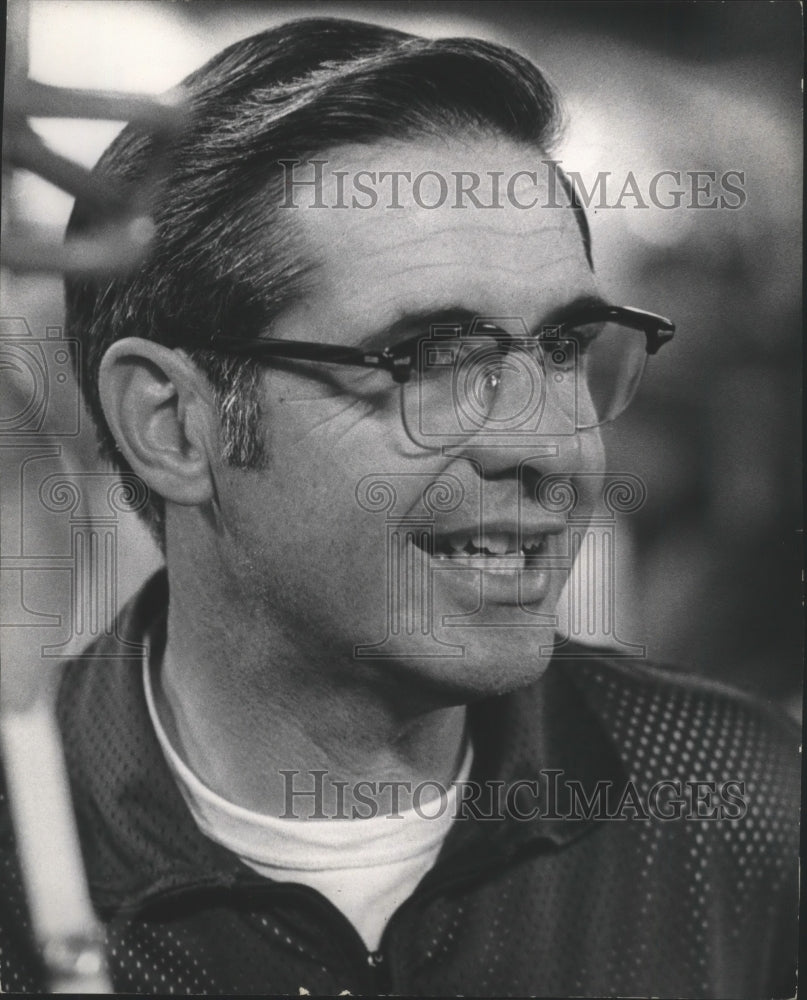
[{"x1": 65, "y1": 17, "x2": 588, "y2": 548}]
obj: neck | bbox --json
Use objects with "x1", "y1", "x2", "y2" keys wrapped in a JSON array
[{"x1": 154, "y1": 565, "x2": 467, "y2": 818}]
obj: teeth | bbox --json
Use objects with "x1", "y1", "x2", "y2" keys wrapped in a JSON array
[
  {"x1": 428, "y1": 532, "x2": 547, "y2": 558},
  {"x1": 522, "y1": 540, "x2": 545, "y2": 555},
  {"x1": 447, "y1": 535, "x2": 467, "y2": 553},
  {"x1": 482, "y1": 533, "x2": 511, "y2": 555}
]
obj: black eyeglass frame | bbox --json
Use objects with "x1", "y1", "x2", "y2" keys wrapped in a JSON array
[{"x1": 180, "y1": 304, "x2": 675, "y2": 383}]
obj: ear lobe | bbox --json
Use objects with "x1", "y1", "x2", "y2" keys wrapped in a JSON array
[{"x1": 98, "y1": 338, "x2": 216, "y2": 507}]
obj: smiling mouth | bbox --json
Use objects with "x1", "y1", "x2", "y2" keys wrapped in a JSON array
[{"x1": 414, "y1": 531, "x2": 549, "y2": 565}]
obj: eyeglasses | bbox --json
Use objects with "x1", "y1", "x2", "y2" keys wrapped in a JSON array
[{"x1": 185, "y1": 304, "x2": 674, "y2": 448}]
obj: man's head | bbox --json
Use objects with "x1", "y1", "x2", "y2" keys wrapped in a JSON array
[
  {"x1": 66, "y1": 17, "x2": 584, "y2": 544},
  {"x1": 67, "y1": 17, "x2": 608, "y2": 701}
]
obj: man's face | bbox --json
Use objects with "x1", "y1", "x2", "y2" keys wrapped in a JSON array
[{"x1": 209, "y1": 136, "x2": 605, "y2": 704}]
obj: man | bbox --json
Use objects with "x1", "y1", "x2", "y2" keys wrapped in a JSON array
[{"x1": 0, "y1": 17, "x2": 798, "y2": 997}]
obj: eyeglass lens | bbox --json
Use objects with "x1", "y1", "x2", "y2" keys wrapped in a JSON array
[{"x1": 400, "y1": 323, "x2": 649, "y2": 447}]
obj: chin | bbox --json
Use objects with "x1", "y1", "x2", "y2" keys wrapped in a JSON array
[{"x1": 361, "y1": 624, "x2": 559, "y2": 708}]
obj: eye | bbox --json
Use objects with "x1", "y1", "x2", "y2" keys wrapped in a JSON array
[{"x1": 474, "y1": 361, "x2": 503, "y2": 406}]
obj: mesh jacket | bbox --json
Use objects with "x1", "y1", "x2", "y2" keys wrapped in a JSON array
[{"x1": 0, "y1": 571, "x2": 799, "y2": 997}]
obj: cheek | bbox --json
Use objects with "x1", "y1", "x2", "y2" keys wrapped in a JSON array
[
  {"x1": 581, "y1": 428, "x2": 606, "y2": 473},
  {"x1": 266, "y1": 370, "x2": 407, "y2": 469},
  {"x1": 218, "y1": 459, "x2": 387, "y2": 578},
  {"x1": 225, "y1": 382, "x2": 417, "y2": 567},
  {"x1": 574, "y1": 431, "x2": 607, "y2": 520}
]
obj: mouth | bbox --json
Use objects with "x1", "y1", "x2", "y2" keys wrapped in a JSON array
[
  {"x1": 405, "y1": 518, "x2": 566, "y2": 608},
  {"x1": 414, "y1": 529, "x2": 551, "y2": 568}
]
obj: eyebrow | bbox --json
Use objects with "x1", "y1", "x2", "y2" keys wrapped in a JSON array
[
  {"x1": 358, "y1": 307, "x2": 479, "y2": 349},
  {"x1": 540, "y1": 294, "x2": 610, "y2": 329},
  {"x1": 360, "y1": 295, "x2": 611, "y2": 349}
]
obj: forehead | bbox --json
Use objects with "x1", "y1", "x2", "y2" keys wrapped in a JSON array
[{"x1": 273, "y1": 136, "x2": 596, "y2": 343}]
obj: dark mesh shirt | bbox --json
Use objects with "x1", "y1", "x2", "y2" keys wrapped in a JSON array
[{"x1": 0, "y1": 572, "x2": 799, "y2": 996}]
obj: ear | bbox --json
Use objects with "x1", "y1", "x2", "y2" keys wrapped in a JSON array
[{"x1": 98, "y1": 338, "x2": 218, "y2": 507}]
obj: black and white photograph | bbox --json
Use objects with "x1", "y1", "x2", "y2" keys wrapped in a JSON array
[{"x1": 0, "y1": 1, "x2": 802, "y2": 995}]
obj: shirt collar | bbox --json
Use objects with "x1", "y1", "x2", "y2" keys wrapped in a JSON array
[{"x1": 58, "y1": 570, "x2": 626, "y2": 913}]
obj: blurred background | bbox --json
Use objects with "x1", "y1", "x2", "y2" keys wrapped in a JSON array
[{"x1": 2, "y1": 0, "x2": 802, "y2": 711}]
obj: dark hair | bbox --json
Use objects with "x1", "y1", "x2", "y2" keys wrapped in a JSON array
[{"x1": 66, "y1": 17, "x2": 588, "y2": 547}]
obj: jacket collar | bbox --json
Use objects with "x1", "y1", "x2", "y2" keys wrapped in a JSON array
[{"x1": 58, "y1": 570, "x2": 625, "y2": 914}]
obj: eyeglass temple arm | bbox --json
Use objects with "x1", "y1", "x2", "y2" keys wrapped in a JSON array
[
  {"x1": 189, "y1": 335, "x2": 415, "y2": 379},
  {"x1": 192, "y1": 303, "x2": 676, "y2": 371}
]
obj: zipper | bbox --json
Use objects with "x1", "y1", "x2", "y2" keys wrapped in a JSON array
[
  {"x1": 365, "y1": 948, "x2": 391, "y2": 994},
  {"x1": 106, "y1": 836, "x2": 561, "y2": 994}
]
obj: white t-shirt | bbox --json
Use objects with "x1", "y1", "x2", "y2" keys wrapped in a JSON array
[{"x1": 143, "y1": 660, "x2": 471, "y2": 951}]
